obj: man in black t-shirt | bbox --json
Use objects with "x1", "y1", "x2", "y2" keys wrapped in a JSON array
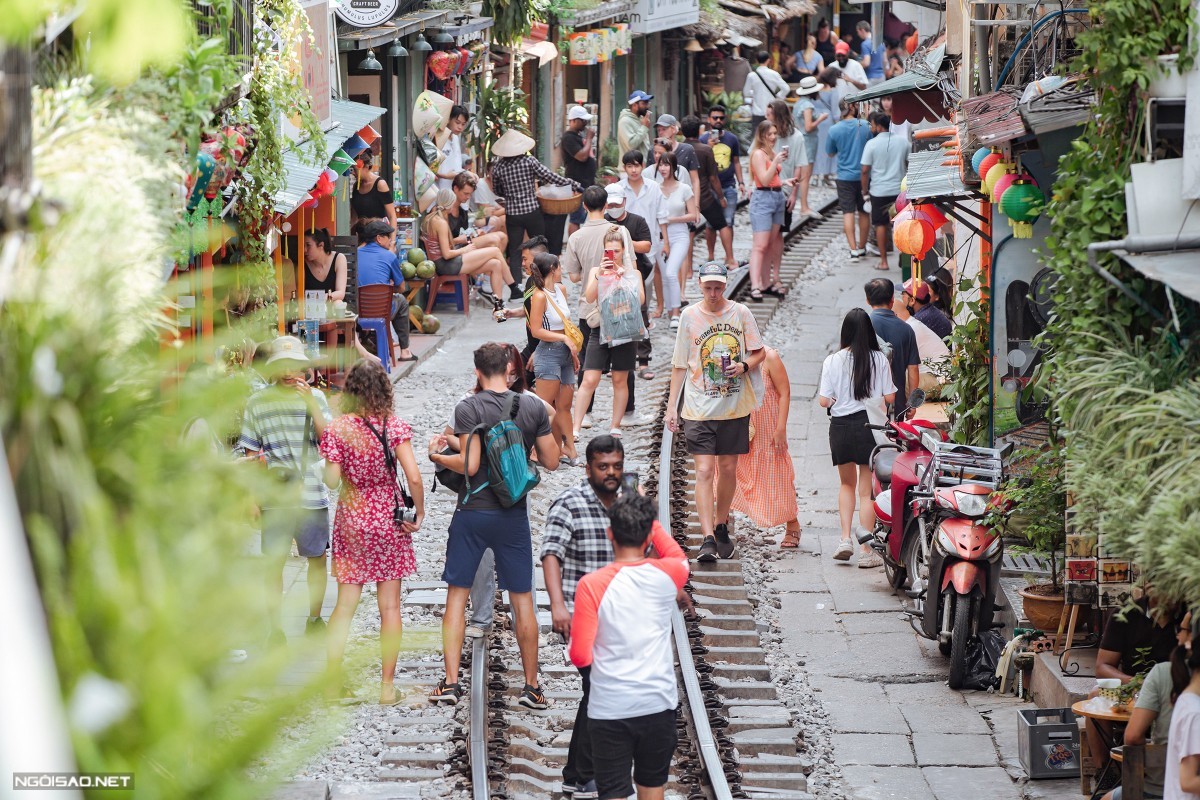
[
  {"x1": 428, "y1": 343, "x2": 561, "y2": 709},
  {"x1": 681, "y1": 115, "x2": 734, "y2": 269},
  {"x1": 562, "y1": 105, "x2": 597, "y2": 235}
]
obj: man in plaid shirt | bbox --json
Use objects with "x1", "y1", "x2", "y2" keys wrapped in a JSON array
[
  {"x1": 541, "y1": 434, "x2": 679, "y2": 799},
  {"x1": 489, "y1": 129, "x2": 583, "y2": 275}
]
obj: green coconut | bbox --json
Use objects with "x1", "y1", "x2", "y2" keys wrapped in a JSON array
[
  {"x1": 422, "y1": 314, "x2": 441, "y2": 334},
  {"x1": 406, "y1": 247, "x2": 426, "y2": 265}
]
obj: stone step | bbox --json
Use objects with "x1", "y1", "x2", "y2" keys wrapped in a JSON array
[
  {"x1": 380, "y1": 750, "x2": 448, "y2": 766},
  {"x1": 693, "y1": 594, "x2": 755, "y2": 614},
  {"x1": 688, "y1": 571, "x2": 746, "y2": 587},
  {"x1": 713, "y1": 663, "x2": 773, "y2": 681},
  {"x1": 727, "y1": 704, "x2": 792, "y2": 719},
  {"x1": 377, "y1": 768, "x2": 446, "y2": 782},
  {"x1": 741, "y1": 774, "x2": 811, "y2": 792},
  {"x1": 731, "y1": 728, "x2": 799, "y2": 756},
  {"x1": 694, "y1": 613, "x2": 759, "y2": 631},
  {"x1": 726, "y1": 716, "x2": 796, "y2": 734},
  {"x1": 700, "y1": 626, "x2": 761, "y2": 647},
  {"x1": 714, "y1": 676, "x2": 778, "y2": 700},
  {"x1": 688, "y1": 585, "x2": 753, "y2": 600},
  {"x1": 385, "y1": 731, "x2": 452, "y2": 747},
  {"x1": 705, "y1": 645, "x2": 771, "y2": 665},
  {"x1": 508, "y1": 736, "x2": 569, "y2": 762}
]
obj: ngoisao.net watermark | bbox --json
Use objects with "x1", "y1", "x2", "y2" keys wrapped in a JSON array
[{"x1": 13, "y1": 773, "x2": 134, "y2": 790}]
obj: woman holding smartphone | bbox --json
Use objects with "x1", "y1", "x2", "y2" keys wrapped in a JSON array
[
  {"x1": 747, "y1": 120, "x2": 794, "y2": 302},
  {"x1": 572, "y1": 229, "x2": 645, "y2": 439}
]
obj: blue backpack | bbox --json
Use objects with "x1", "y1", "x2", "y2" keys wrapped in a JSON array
[{"x1": 461, "y1": 393, "x2": 540, "y2": 508}]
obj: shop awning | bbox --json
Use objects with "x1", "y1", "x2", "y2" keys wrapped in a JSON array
[
  {"x1": 761, "y1": 0, "x2": 817, "y2": 22},
  {"x1": 337, "y1": 10, "x2": 448, "y2": 51},
  {"x1": 514, "y1": 38, "x2": 559, "y2": 66},
  {"x1": 558, "y1": 1, "x2": 636, "y2": 27},
  {"x1": 275, "y1": 99, "x2": 386, "y2": 216},
  {"x1": 904, "y1": 146, "x2": 969, "y2": 201},
  {"x1": 842, "y1": 43, "x2": 949, "y2": 104},
  {"x1": 1115, "y1": 249, "x2": 1200, "y2": 303}
]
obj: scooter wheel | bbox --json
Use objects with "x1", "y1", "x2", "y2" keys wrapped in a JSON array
[{"x1": 884, "y1": 556, "x2": 906, "y2": 591}]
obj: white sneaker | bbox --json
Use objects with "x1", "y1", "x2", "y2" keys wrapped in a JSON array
[
  {"x1": 621, "y1": 412, "x2": 655, "y2": 427},
  {"x1": 670, "y1": 317, "x2": 680, "y2": 330},
  {"x1": 581, "y1": 413, "x2": 594, "y2": 429},
  {"x1": 858, "y1": 550, "x2": 884, "y2": 569},
  {"x1": 866, "y1": 243, "x2": 881, "y2": 256},
  {"x1": 465, "y1": 624, "x2": 489, "y2": 639},
  {"x1": 833, "y1": 540, "x2": 854, "y2": 561},
  {"x1": 849, "y1": 249, "x2": 862, "y2": 261}
]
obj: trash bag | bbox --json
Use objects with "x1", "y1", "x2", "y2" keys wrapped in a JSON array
[
  {"x1": 597, "y1": 268, "x2": 645, "y2": 345},
  {"x1": 962, "y1": 629, "x2": 1005, "y2": 691}
]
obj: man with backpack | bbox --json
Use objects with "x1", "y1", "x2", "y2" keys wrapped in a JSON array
[{"x1": 427, "y1": 342, "x2": 562, "y2": 708}]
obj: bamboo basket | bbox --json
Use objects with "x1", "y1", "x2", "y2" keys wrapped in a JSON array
[{"x1": 537, "y1": 192, "x2": 582, "y2": 215}]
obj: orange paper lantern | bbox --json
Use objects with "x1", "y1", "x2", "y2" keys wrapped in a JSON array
[{"x1": 894, "y1": 218, "x2": 936, "y2": 260}]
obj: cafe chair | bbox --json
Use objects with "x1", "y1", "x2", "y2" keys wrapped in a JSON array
[
  {"x1": 425, "y1": 274, "x2": 471, "y2": 316},
  {"x1": 356, "y1": 283, "x2": 397, "y2": 373},
  {"x1": 1115, "y1": 742, "x2": 1166, "y2": 800}
]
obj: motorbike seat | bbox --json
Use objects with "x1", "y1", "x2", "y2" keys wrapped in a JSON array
[{"x1": 874, "y1": 448, "x2": 898, "y2": 483}]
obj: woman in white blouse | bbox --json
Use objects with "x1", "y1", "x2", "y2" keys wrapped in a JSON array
[
  {"x1": 818, "y1": 308, "x2": 896, "y2": 567},
  {"x1": 655, "y1": 150, "x2": 699, "y2": 330}
]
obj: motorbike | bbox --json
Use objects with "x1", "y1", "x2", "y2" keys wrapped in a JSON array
[
  {"x1": 860, "y1": 389, "x2": 946, "y2": 590},
  {"x1": 858, "y1": 393, "x2": 1010, "y2": 689}
]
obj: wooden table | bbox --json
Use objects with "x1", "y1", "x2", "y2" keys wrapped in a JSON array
[
  {"x1": 1072, "y1": 699, "x2": 1132, "y2": 795},
  {"x1": 316, "y1": 314, "x2": 358, "y2": 386}
]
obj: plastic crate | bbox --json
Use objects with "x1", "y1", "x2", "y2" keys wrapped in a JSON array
[{"x1": 1017, "y1": 707, "x2": 1080, "y2": 779}]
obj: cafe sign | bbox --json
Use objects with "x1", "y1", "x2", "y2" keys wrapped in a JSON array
[{"x1": 334, "y1": 0, "x2": 398, "y2": 27}]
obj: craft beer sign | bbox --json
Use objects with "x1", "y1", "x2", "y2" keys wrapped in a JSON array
[{"x1": 335, "y1": 0, "x2": 398, "y2": 27}]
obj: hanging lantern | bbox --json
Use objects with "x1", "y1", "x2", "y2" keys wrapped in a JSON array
[
  {"x1": 329, "y1": 148, "x2": 355, "y2": 175},
  {"x1": 895, "y1": 190, "x2": 909, "y2": 212},
  {"x1": 342, "y1": 135, "x2": 369, "y2": 157},
  {"x1": 911, "y1": 203, "x2": 947, "y2": 229},
  {"x1": 357, "y1": 125, "x2": 380, "y2": 145},
  {"x1": 983, "y1": 161, "x2": 1015, "y2": 201},
  {"x1": 999, "y1": 180, "x2": 1043, "y2": 238},
  {"x1": 991, "y1": 171, "x2": 1021, "y2": 206},
  {"x1": 894, "y1": 218, "x2": 936, "y2": 260},
  {"x1": 970, "y1": 147, "x2": 994, "y2": 177},
  {"x1": 900, "y1": 176, "x2": 907, "y2": 193},
  {"x1": 977, "y1": 151, "x2": 1003, "y2": 183}
]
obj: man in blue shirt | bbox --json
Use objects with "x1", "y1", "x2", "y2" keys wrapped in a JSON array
[
  {"x1": 357, "y1": 220, "x2": 414, "y2": 363},
  {"x1": 865, "y1": 278, "x2": 921, "y2": 417},
  {"x1": 826, "y1": 100, "x2": 872, "y2": 261},
  {"x1": 857, "y1": 21, "x2": 887, "y2": 85}
]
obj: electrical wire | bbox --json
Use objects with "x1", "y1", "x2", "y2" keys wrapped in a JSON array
[{"x1": 994, "y1": 9, "x2": 1089, "y2": 88}]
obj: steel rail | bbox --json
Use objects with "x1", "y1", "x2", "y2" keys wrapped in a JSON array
[{"x1": 469, "y1": 634, "x2": 489, "y2": 800}]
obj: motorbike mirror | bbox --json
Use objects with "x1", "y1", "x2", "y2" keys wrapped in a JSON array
[{"x1": 907, "y1": 389, "x2": 926, "y2": 410}]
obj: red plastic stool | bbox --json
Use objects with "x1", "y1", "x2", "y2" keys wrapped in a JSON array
[{"x1": 425, "y1": 274, "x2": 471, "y2": 315}]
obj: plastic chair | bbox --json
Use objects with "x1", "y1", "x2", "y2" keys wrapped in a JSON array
[
  {"x1": 356, "y1": 283, "x2": 396, "y2": 373},
  {"x1": 425, "y1": 274, "x2": 471, "y2": 315}
]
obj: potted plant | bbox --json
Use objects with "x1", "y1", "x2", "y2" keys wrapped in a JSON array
[{"x1": 994, "y1": 438, "x2": 1068, "y2": 631}]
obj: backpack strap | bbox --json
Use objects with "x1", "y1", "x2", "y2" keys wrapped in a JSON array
[{"x1": 459, "y1": 392, "x2": 518, "y2": 507}]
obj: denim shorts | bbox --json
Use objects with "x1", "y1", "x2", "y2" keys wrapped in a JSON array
[
  {"x1": 534, "y1": 339, "x2": 576, "y2": 386},
  {"x1": 749, "y1": 188, "x2": 786, "y2": 232},
  {"x1": 442, "y1": 508, "x2": 533, "y2": 593},
  {"x1": 261, "y1": 507, "x2": 329, "y2": 558},
  {"x1": 569, "y1": 205, "x2": 588, "y2": 226},
  {"x1": 722, "y1": 184, "x2": 738, "y2": 226}
]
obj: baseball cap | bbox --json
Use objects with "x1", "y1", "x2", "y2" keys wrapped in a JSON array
[
  {"x1": 655, "y1": 114, "x2": 679, "y2": 129},
  {"x1": 628, "y1": 90, "x2": 654, "y2": 103},
  {"x1": 903, "y1": 277, "x2": 931, "y2": 302},
  {"x1": 567, "y1": 105, "x2": 593, "y2": 121},
  {"x1": 697, "y1": 261, "x2": 728, "y2": 284},
  {"x1": 604, "y1": 184, "x2": 627, "y2": 205},
  {"x1": 835, "y1": 41, "x2": 851, "y2": 55}
]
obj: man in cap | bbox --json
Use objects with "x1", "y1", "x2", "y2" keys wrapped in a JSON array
[
  {"x1": 618, "y1": 90, "x2": 655, "y2": 161},
  {"x1": 833, "y1": 41, "x2": 868, "y2": 93},
  {"x1": 665, "y1": 262, "x2": 766, "y2": 563},
  {"x1": 742, "y1": 50, "x2": 791, "y2": 131},
  {"x1": 903, "y1": 276, "x2": 952, "y2": 340},
  {"x1": 562, "y1": 105, "x2": 598, "y2": 235},
  {"x1": 238, "y1": 335, "x2": 334, "y2": 648},
  {"x1": 356, "y1": 219, "x2": 415, "y2": 365}
]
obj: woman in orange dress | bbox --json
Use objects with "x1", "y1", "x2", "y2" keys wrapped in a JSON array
[{"x1": 724, "y1": 347, "x2": 802, "y2": 546}]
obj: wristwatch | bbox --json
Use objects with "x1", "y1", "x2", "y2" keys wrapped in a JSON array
[{"x1": 735, "y1": 358, "x2": 746, "y2": 375}]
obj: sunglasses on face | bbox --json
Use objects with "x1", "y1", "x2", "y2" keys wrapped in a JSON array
[{"x1": 711, "y1": 116, "x2": 726, "y2": 122}]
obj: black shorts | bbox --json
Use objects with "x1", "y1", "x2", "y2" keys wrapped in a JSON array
[
  {"x1": 582, "y1": 333, "x2": 637, "y2": 372},
  {"x1": 591, "y1": 708, "x2": 677, "y2": 799},
  {"x1": 829, "y1": 410, "x2": 875, "y2": 466},
  {"x1": 836, "y1": 180, "x2": 866, "y2": 214},
  {"x1": 870, "y1": 194, "x2": 897, "y2": 227},
  {"x1": 699, "y1": 199, "x2": 729, "y2": 232},
  {"x1": 682, "y1": 415, "x2": 750, "y2": 456}
]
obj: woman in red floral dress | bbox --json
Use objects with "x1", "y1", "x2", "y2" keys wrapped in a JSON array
[{"x1": 321, "y1": 360, "x2": 424, "y2": 705}]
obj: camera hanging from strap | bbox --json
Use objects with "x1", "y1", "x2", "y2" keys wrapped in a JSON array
[{"x1": 363, "y1": 417, "x2": 414, "y2": 514}]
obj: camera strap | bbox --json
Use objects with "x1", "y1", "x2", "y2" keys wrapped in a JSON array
[{"x1": 363, "y1": 417, "x2": 413, "y2": 511}]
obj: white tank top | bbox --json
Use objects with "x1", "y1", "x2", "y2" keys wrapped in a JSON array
[{"x1": 540, "y1": 284, "x2": 569, "y2": 332}]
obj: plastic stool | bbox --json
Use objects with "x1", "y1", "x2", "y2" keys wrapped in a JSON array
[
  {"x1": 425, "y1": 274, "x2": 471, "y2": 315},
  {"x1": 356, "y1": 318, "x2": 392, "y2": 373}
]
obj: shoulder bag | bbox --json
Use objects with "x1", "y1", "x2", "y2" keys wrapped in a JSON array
[
  {"x1": 754, "y1": 67, "x2": 783, "y2": 99},
  {"x1": 362, "y1": 417, "x2": 415, "y2": 528},
  {"x1": 543, "y1": 288, "x2": 585, "y2": 351}
]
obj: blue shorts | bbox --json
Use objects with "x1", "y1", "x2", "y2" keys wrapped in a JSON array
[
  {"x1": 721, "y1": 184, "x2": 738, "y2": 226},
  {"x1": 749, "y1": 188, "x2": 786, "y2": 232},
  {"x1": 534, "y1": 340, "x2": 576, "y2": 386},
  {"x1": 569, "y1": 206, "x2": 588, "y2": 225},
  {"x1": 802, "y1": 133, "x2": 819, "y2": 165},
  {"x1": 442, "y1": 508, "x2": 533, "y2": 593},
  {"x1": 261, "y1": 507, "x2": 329, "y2": 558}
]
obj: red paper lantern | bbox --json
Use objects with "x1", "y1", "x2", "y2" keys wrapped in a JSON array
[
  {"x1": 895, "y1": 218, "x2": 936, "y2": 260},
  {"x1": 911, "y1": 203, "x2": 947, "y2": 229},
  {"x1": 895, "y1": 190, "x2": 909, "y2": 212},
  {"x1": 977, "y1": 152, "x2": 1003, "y2": 182},
  {"x1": 992, "y1": 172, "x2": 1021, "y2": 206}
]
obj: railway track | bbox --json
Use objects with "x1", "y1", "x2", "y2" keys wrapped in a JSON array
[{"x1": 379, "y1": 200, "x2": 841, "y2": 800}]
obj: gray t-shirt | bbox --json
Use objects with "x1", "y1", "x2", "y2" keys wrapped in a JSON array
[
  {"x1": 453, "y1": 390, "x2": 551, "y2": 510},
  {"x1": 861, "y1": 131, "x2": 909, "y2": 196},
  {"x1": 1135, "y1": 660, "x2": 1176, "y2": 795}
]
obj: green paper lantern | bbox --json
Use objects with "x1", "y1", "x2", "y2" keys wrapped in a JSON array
[
  {"x1": 998, "y1": 180, "x2": 1043, "y2": 238},
  {"x1": 328, "y1": 149, "x2": 355, "y2": 175}
]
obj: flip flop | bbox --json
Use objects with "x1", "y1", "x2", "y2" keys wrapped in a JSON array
[
  {"x1": 638, "y1": 367, "x2": 656, "y2": 380},
  {"x1": 609, "y1": 428, "x2": 623, "y2": 438}
]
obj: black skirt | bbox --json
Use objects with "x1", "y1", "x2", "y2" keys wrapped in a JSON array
[{"x1": 829, "y1": 410, "x2": 875, "y2": 466}]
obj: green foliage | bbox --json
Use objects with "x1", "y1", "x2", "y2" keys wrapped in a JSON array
[
  {"x1": 943, "y1": 267, "x2": 991, "y2": 446},
  {"x1": 991, "y1": 436, "x2": 1066, "y2": 588},
  {"x1": 703, "y1": 90, "x2": 751, "y2": 150},
  {"x1": 475, "y1": 85, "x2": 531, "y2": 166},
  {"x1": 1037, "y1": 0, "x2": 1200, "y2": 607},
  {"x1": 483, "y1": 0, "x2": 535, "y2": 47},
  {"x1": 598, "y1": 136, "x2": 621, "y2": 179},
  {"x1": 6, "y1": 77, "x2": 328, "y2": 800}
]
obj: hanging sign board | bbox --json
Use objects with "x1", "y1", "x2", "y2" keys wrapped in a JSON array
[
  {"x1": 629, "y1": 0, "x2": 699, "y2": 35},
  {"x1": 334, "y1": 0, "x2": 398, "y2": 27}
]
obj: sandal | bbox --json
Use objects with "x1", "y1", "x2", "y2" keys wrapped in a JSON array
[
  {"x1": 749, "y1": 289, "x2": 764, "y2": 303},
  {"x1": 781, "y1": 528, "x2": 802, "y2": 548},
  {"x1": 609, "y1": 428, "x2": 623, "y2": 438},
  {"x1": 764, "y1": 286, "x2": 786, "y2": 298},
  {"x1": 638, "y1": 366, "x2": 656, "y2": 380},
  {"x1": 379, "y1": 683, "x2": 403, "y2": 706}
]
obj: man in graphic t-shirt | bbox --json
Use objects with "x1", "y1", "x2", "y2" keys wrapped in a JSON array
[{"x1": 666, "y1": 262, "x2": 766, "y2": 563}]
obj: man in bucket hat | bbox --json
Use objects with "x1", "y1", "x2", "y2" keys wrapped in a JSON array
[{"x1": 238, "y1": 335, "x2": 334, "y2": 648}]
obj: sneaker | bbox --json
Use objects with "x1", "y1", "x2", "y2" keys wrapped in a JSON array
[
  {"x1": 670, "y1": 317, "x2": 680, "y2": 330},
  {"x1": 621, "y1": 412, "x2": 655, "y2": 427},
  {"x1": 429, "y1": 679, "x2": 463, "y2": 705},
  {"x1": 305, "y1": 616, "x2": 327, "y2": 636},
  {"x1": 858, "y1": 550, "x2": 884, "y2": 569},
  {"x1": 581, "y1": 413, "x2": 594, "y2": 429},
  {"x1": 477, "y1": 288, "x2": 498, "y2": 306},
  {"x1": 573, "y1": 780, "x2": 598, "y2": 800},
  {"x1": 832, "y1": 540, "x2": 854, "y2": 561},
  {"x1": 849, "y1": 249, "x2": 862, "y2": 261},
  {"x1": 713, "y1": 523, "x2": 736, "y2": 559},
  {"x1": 696, "y1": 536, "x2": 720, "y2": 563},
  {"x1": 509, "y1": 285, "x2": 524, "y2": 302},
  {"x1": 266, "y1": 628, "x2": 288, "y2": 649},
  {"x1": 865, "y1": 243, "x2": 881, "y2": 256},
  {"x1": 518, "y1": 684, "x2": 549, "y2": 710},
  {"x1": 465, "y1": 624, "x2": 489, "y2": 639}
]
